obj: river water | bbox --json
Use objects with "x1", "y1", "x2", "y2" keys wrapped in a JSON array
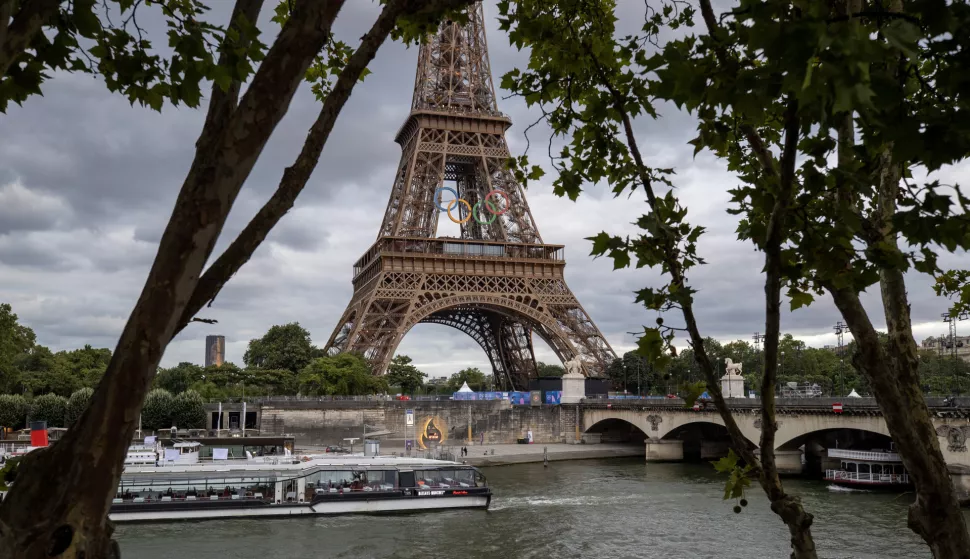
[{"x1": 114, "y1": 458, "x2": 953, "y2": 559}]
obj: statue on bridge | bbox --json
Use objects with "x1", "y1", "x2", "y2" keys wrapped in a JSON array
[
  {"x1": 724, "y1": 358, "x2": 743, "y2": 376},
  {"x1": 563, "y1": 356, "x2": 585, "y2": 377},
  {"x1": 721, "y1": 358, "x2": 745, "y2": 398}
]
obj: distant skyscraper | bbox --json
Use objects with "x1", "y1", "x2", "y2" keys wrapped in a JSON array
[{"x1": 205, "y1": 335, "x2": 225, "y2": 368}]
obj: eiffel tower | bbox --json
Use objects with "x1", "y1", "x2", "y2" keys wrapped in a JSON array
[{"x1": 322, "y1": 2, "x2": 616, "y2": 390}]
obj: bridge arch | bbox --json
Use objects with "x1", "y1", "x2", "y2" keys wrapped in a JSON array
[
  {"x1": 585, "y1": 417, "x2": 648, "y2": 444},
  {"x1": 772, "y1": 416, "x2": 891, "y2": 451}
]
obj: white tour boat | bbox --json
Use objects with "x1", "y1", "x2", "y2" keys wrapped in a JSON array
[
  {"x1": 111, "y1": 452, "x2": 491, "y2": 522},
  {"x1": 824, "y1": 447, "x2": 911, "y2": 490}
]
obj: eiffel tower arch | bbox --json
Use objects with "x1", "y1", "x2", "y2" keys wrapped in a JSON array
[{"x1": 323, "y1": 2, "x2": 616, "y2": 390}]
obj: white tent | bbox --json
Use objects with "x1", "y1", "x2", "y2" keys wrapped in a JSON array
[
  {"x1": 847, "y1": 389, "x2": 862, "y2": 398},
  {"x1": 457, "y1": 381, "x2": 474, "y2": 393}
]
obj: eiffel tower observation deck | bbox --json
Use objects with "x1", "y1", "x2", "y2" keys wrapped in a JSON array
[{"x1": 323, "y1": 2, "x2": 616, "y2": 390}]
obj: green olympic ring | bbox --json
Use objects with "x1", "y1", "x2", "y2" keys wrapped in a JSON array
[{"x1": 434, "y1": 188, "x2": 510, "y2": 225}]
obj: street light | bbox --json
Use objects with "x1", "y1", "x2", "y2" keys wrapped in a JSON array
[{"x1": 834, "y1": 322, "x2": 847, "y2": 398}]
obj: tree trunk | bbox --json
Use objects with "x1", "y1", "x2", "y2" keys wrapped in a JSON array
[
  {"x1": 0, "y1": 0, "x2": 60, "y2": 79},
  {"x1": 0, "y1": 1, "x2": 346, "y2": 557},
  {"x1": 829, "y1": 142, "x2": 970, "y2": 557},
  {"x1": 831, "y1": 288, "x2": 970, "y2": 558}
]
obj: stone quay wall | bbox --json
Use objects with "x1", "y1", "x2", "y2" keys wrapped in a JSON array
[{"x1": 258, "y1": 399, "x2": 582, "y2": 448}]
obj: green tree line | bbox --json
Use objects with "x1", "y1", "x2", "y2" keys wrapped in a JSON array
[{"x1": 609, "y1": 334, "x2": 970, "y2": 397}]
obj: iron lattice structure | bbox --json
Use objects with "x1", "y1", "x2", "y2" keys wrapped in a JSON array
[{"x1": 323, "y1": 3, "x2": 616, "y2": 390}]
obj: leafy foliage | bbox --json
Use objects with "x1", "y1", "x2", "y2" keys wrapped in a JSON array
[
  {"x1": 141, "y1": 389, "x2": 174, "y2": 431},
  {"x1": 155, "y1": 362, "x2": 202, "y2": 394},
  {"x1": 0, "y1": 394, "x2": 28, "y2": 430},
  {"x1": 243, "y1": 322, "x2": 318, "y2": 373},
  {"x1": 28, "y1": 393, "x2": 67, "y2": 428},
  {"x1": 0, "y1": 456, "x2": 22, "y2": 491},
  {"x1": 170, "y1": 390, "x2": 206, "y2": 429},
  {"x1": 536, "y1": 362, "x2": 565, "y2": 377},
  {"x1": 385, "y1": 355, "x2": 427, "y2": 395},
  {"x1": 711, "y1": 449, "x2": 752, "y2": 508},
  {"x1": 0, "y1": 303, "x2": 36, "y2": 393},
  {"x1": 447, "y1": 367, "x2": 488, "y2": 392},
  {"x1": 64, "y1": 388, "x2": 94, "y2": 427},
  {"x1": 1, "y1": 0, "x2": 267, "y2": 112},
  {"x1": 298, "y1": 354, "x2": 387, "y2": 396}
]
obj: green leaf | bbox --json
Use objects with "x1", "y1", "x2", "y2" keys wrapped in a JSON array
[
  {"x1": 711, "y1": 449, "x2": 739, "y2": 474},
  {"x1": 681, "y1": 380, "x2": 707, "y2": 407},
  {"x1": 788, "y1": 289, "x2": 814, "y2": 311}
]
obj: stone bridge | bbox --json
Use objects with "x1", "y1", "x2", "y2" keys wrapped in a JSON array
[{"x1": 581, "y1": 398, "x2": 970, "y2": 486}]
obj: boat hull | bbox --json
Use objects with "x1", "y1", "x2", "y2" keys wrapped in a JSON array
[
  {"x1": 824, "y1": 478, "x2": 913, "y2": 491},
  {"x1": 109, "y1": 491, "x2": 491, "y2": 522}
]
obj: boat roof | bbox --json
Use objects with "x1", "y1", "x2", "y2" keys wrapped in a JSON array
[{"x1": 121, "y1": 455, "x2": 469, "y2": 479}]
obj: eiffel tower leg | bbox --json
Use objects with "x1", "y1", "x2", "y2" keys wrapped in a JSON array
[
  {"x1": 422, "y1": 308, "x2": 511, "y2": 388},
  {"x1": 496, "y1": 319, "x2": 539, "y2": 390}
]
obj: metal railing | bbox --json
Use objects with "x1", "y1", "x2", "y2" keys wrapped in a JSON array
[
  {"x1": 825, "y1": 470, "x2": 910, "y2": 484},
  {"x1": 828, "y1": 448, "x2": 901, "y2": 461}
]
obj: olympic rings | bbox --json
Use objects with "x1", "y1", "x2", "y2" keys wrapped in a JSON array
[{"x1": 434, "y1": 187, "x2": 510, "y2": 225}]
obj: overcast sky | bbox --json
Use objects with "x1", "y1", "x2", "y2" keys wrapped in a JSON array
[{"x1": 1, "y1": 1, "x2": 967, "y2": 378}]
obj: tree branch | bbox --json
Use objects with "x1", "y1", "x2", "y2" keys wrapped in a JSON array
[
  {"x1": 698, "y1": 0, "x2": 777, "y2": 178},
  {"x1": 580, "y1": 10, "x2": 760, "y2": 490},
  {"x1": 172, "y1": 0, "x2": 477, "y2": 337},
  {"x1": 195, "y1": 0, "x2": 266, "y2": 148},
  {"x1": 0, "y1": 0, "x2": 60, "y2": 80},
  {"x1": 0, "y1": 1, "x2": 348, "y2": 557},
  {"x1": 759, "y1": 97, "x2": 816, "y2": 556}
]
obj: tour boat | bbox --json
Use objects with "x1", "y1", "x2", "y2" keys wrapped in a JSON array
[
  {"x1": 824, "y1": 447, "x2": 912, "y2": 490},
  {"x1": 110, "y1": 452, "x2": 491, "y2": 522}
]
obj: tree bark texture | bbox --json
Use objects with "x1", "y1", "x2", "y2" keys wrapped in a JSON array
[
  {"x1": 172, "y1": 0, "x2": 479, "y2": 340},
  {"x1": 0, "y1": 1, "x2": 346, "y2": 557},
  {"x1": 0, "y1": 0, "x2": 60, "y2": 79}
]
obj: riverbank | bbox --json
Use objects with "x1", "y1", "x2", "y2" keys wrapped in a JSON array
[
  {"x1": 296, "y1": 442, "x2": 644, "y2": 466},
  {"x1": 458, "y1": 443, "x2": 644, "y2": 466}
]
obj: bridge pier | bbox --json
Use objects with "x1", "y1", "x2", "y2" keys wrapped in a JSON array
[
  {"x1": 645, "y1": 439, "x2": 684, "y2": 462},
  {"x1": 754, "y1": 449, "x2": 804, "y2": 475},
  {"x1": 700, "y1": 441, "x2": 730, "y2": 460}
]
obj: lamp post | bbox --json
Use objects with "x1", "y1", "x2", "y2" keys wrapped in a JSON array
[
  {"x1": 753, "y1": 332, "x2": 765, "y2": 396},
  {"x1": 942, "y1": 311, "x2": 969, "y2": 394},
  {"x1": 834, "y1": 322, "x2": 846, "y2": 398}
]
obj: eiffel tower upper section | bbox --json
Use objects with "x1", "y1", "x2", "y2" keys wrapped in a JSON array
[
  {"x1": 324, "y1": 2, "x2": 616, "y2": 387},
  {"x1": 376, "y1": 2, "x2": 542, "y2": 244}
]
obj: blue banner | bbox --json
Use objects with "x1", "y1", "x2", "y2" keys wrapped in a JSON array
[{"x1": 545, "y1": 391, "x2": 562, "y2": 404}]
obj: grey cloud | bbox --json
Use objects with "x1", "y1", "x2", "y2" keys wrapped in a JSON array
[{"x1": 1, "y1": 1, "x2": 967, "y2": 376}]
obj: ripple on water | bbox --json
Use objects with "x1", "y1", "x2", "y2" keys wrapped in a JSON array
[{"x1": 114, "y1": 459, "x2": 948, "y2": 559}]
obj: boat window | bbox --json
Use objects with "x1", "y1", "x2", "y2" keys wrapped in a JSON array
[
  {"x1": 399, "y1": 471, "x2": 416, "y2": 488},
  {"x1": 871, "y1": 464, "x2": 882, "y2": 475},
  {"x1": 840, "y1": 461, "x2": 846, "y2": 470},
  {"x1": 845, "y1": 462, "x2": 857, "y2": 473},
  {"x1": 858, "y1": 463, "x2": 870, "y2": 474},
  {"x1": 116, "y1": 475, "x2": 277, "y2": 502},
  {"x1": 475, "y1": 470, "x2": 486, "y2": 487}
]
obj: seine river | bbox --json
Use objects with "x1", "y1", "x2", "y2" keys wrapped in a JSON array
[{"x1": 114, "y1": 458, "x2": 952, "y2": 559}]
